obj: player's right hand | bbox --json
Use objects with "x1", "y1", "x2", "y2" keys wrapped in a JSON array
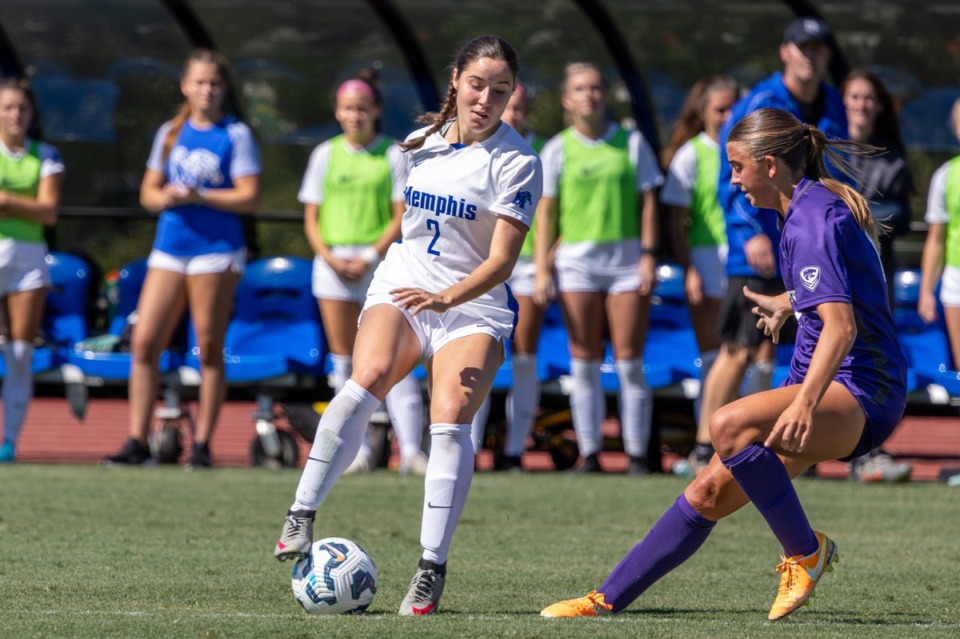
[
  {"x1": 743, "y1": 286, "x2": 791, "y2": 344},
  {"x1": 918, "y1": 291, "x2": 939, "y2": 324},
  {"x1": 533, "y1": 271, "x2": 556, "y2": 306}
]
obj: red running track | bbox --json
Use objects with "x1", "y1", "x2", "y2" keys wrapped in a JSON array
[{"x1": 11, "y1": 398, "x2": 960, "y2": 481}]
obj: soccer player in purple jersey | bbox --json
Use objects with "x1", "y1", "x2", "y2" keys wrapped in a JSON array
[{"x1": 541, "y1": 107, "x2": 906, "y2": 622}]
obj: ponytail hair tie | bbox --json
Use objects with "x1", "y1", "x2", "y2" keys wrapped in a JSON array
[{"x1": 801, "y1": 122, "x2": 811, "y2": 136}]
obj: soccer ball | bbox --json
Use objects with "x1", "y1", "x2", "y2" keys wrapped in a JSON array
[{"x1": 291, "y1": 537, "x2": 378, "y2": 614}]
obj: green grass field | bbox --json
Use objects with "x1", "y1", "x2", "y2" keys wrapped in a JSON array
[{"x1": 2, "y1": 464, "x2": 959, "y2": 638}]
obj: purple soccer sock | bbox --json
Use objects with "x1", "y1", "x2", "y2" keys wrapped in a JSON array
[
  {"x1": 598, "y1": 494, "x2": 716, "y2": 612},
  {"x1": 722, "y1": 443, "x2": 818, "y2": 557}
]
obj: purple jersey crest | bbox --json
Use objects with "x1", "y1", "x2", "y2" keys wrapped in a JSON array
[
  {"x1": 779, "y1": 178, "x2": 906, "y2": 422},
  {"x1": 799, "y1": 265, "x2": 821, "y2": 292}
]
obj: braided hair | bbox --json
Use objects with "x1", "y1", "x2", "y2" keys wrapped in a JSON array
[{"x1": 401, "y1": 35, "x2": 518, "y2": 151}]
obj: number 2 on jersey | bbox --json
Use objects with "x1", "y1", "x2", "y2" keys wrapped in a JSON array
[{"x1": 426, "y1": 219, "x2": 442, "y2": 256}]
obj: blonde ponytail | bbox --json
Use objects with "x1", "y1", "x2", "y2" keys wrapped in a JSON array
[
  {"x1": 729, "y1": 107, "x2": 883, "y2": 248},
  {"x1": 161, "y1": 103, "x2": 192, "y2": 163}
]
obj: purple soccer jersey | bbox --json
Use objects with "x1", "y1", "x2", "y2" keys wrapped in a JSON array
[{"x1": 780, "y1": 178, "x2": 906, "y2": 427}]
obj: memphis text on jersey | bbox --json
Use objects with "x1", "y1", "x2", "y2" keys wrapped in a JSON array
[{"x1": 404, "y1": 186, "x2": 478, "y2": 220}]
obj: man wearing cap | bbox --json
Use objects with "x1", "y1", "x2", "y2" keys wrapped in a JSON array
[{"x1": 689, "y1": 16, "x2": 848, "y2": 474}]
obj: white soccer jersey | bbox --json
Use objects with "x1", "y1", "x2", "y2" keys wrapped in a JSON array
[
  {"x1": 925, "y1": 160, "x2": 951, "y2": 225},
  {"x1": 660, "y1": 132, "x2": 718, "y2": 208},
  {"x1": 0, "y1": 137, "x2": 65, "y2": 178},
  {"x1": 367, "y1": 122, "x2": 543, "y2": 339},
  {"x1": 539, "y1": 122, "x2": 663, "y2": 199},
  {"x1": 297, "y1": 135, "x2": 408, "y2": 205}
]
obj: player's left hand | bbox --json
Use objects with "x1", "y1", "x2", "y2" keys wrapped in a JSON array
[
  {"x1": 390, "y1": 287, "x2": 450, "y2": 316},
  {"x1": 342, "y1": 259, "x2": 370, "y2": 280},
  {"x1": 765, "y1": 398, "x2": 813, "y2": 453}
]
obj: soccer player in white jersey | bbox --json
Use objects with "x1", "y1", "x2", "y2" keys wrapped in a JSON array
[
  {"x1": 0, "y1": 79, "x2": 64, "y2": 463},
  {"x1": 299, "y1": 70, "x2": 426, "y2": 476},
  {"x1": 103, "y1": 49, "x2": 262, "y2": 469},
  {"x1": 535, "y1": 62, "x2": 663, "y2": 475},
  {"x1": 920, "y1": 97, "x2": 960, "y2": 373},
  {"x1": 275, "y1": 35, "x2": 543, "y2": 616}
]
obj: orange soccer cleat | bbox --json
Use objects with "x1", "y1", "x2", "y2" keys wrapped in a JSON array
[
  {"x1": 540, "y1": 590, "x2": 613, "y2": 618},
  {"x1": 768, "y1": 530, "x2": 839, "y2": 620}
]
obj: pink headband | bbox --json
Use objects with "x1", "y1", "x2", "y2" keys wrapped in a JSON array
[{"x1": 336, "y1": 79, "x2": 376, "y2": 102}]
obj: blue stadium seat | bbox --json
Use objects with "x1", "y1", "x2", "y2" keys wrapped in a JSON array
[
  {"x1": 892, "y1": 269, "x2": 960, "y2": 396},
  {"x1": 771, "y1": 342, "x2": 795, "y2": 389},
  {"x1": 600, "y1": 263, "x2": 701, "y2": 391},
  {"x1": 109, "y1": 258, "x2": 148, "y2": 335},
  {"x1": 537, "y1": 301, "x2": 571, "y2": 382},
  {"x1": 410, "y1": 298, "x2": 568, "y2": 389},
  {"x1": 0, "y1": 252, "x2": 93, "y2": 377},
  {"x1": 43, "y1": 252, "x2": 93, "y2": 348},
  {"x1": 190, "y1": 256, "x2": 326, "y2": 383},
  {"x1": 520, "y1": 263, "x2": 701, "y2": 392},
  {"x1": 69, "y1": 258, "x2": 183, "y2": 379},
  {"x1": 404, "y1": 265, "x2": 701, "y2": 394}
]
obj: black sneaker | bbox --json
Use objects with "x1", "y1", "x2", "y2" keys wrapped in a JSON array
[
  {"x1": 569, "y1": 452, "x2": 603, "y2": 473},
  {"x1": 626, "y1": 455, "x2": 652, "y2": 476},
  {"x1": 693, "y1": 442, "x2": 715, "y2": 468},
  {"x1": 501, "y1": 455, "x2": 524, "y2": 472},
  {"x1": 186, "y1": 442, "x2": 212, "y2": 469},
  {"x1": 101, "y1": 438, "x2": 153, "y2": 466}
]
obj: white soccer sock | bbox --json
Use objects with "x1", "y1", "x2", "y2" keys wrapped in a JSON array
[
  {"x1": 469, "y1": 393, "x2": 491, "y2": 453},
  {"x1": 2, "y1": 340, "x2": 34, "y2": 444},
  {"x1": 384, "y1": 371, "x2": 425, "y2": 461},
  {"x1": 505, "y1": 354, "x2": 539, "y2": 457},
  {"x1": 293, "y1": 379, "x2": 380, "y2": 511},
  {"x1": 693, "y1": 349, "x2": 719, "y2": 423},
  {"x1": 420, "y1": 423, "x2": 474, "y2": 565},
  {"x1": 741, "y1": 359, "x2": 774, "y2": 396},
  {"x1": 326, "y1": 354, "x2": 380, "y2": 465},
  {"x1": 615, "y1": 358, "x2": 653, "y2": 459},
  {"x1": 327, "y1": 353, "x2": 352, "y2": 394},
  {"x1": 569, "y1": 358, "x2": 603, "y2": 457}
]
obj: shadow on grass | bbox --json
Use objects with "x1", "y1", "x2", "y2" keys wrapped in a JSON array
[{"x1": 615, "y1": 606, "x2": 943, "y2": 627}]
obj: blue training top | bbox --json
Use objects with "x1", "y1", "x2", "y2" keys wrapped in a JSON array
[
  {"x1": 781, "y1": 178, "x2": 906, "y2": 421},
  {"x1": 146, "y1": 116, "x2": 261, "y2": 256},
  {"x1": 718, "y1": 72, "x2": 848, "y2": 278}
]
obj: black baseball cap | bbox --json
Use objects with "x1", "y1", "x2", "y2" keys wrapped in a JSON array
[{"x1": 783, "y1": 17, "x2": 832, "y2": 45}]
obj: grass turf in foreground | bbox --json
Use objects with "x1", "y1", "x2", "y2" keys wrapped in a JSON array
[{"x1": 1, "y1": 464, "x2": 959, "y2": 638}]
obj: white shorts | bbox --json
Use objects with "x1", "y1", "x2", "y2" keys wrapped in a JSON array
[
  {"x1": 362, "y1": 292, "x2": 504, "y2": 361},
  {"x1": 312, "y1": 247, "x2": 380, "y2": 303},
  {"x1": 0, "y1": 239, "x2": 50, "y2": 296},
  {"x1": 147, "y1": 248, "x2": 246, "y2": 275},
  {"x1": 690, "y1": 244, "x2": 728, "y2": 299},
  {"x1": 555, "y1": 240, "x2": 641, "y2": 295},
  {"x1": 506, "y1": 256, "x2": 537, "y2": 297},
  {"x1": 940, "y1": 265, "x2": 960, "y2": 307}
]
